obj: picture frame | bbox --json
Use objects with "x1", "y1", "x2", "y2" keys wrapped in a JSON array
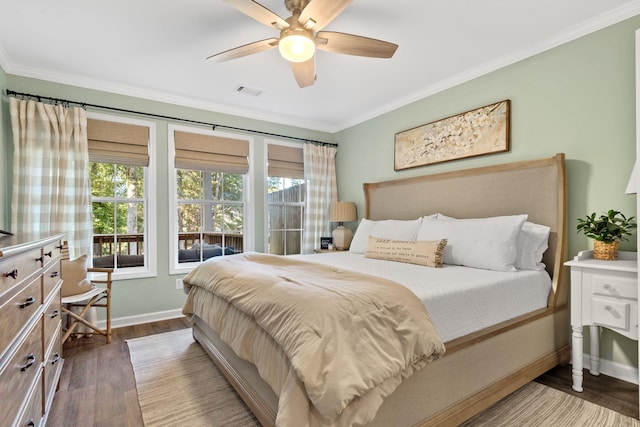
[
  {"x1": 320, "y1": 237, "x2": 333, "y2": 250},
  {"x1": 394, "y1": 100, "x2": 510, "y2": 171}
]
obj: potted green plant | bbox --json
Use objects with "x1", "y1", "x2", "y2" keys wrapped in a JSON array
[{"x1": 576, "y1": 209, "x2": 637, "y2": 260}]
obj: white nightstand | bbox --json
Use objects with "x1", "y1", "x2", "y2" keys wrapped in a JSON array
[{"x1": 564, "y1": 250, "x2": 638, "y2": 392}]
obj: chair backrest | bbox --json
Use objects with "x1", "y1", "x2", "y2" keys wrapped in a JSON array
[{"x1": 60, "y1": 242, "x2": 94, "y2": 298}]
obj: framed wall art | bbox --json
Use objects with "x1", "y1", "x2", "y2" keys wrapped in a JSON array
[{"x1": 394, "y1": 100, "x2": 510, "y2": 171}]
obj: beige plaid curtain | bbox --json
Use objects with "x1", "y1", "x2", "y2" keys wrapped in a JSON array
[
  {"x1": 302, "y1": 144, "x2": 337, "y2": 254},
  {"x1": 10, "y1": 98, "x2": 92, "y2": 259}
]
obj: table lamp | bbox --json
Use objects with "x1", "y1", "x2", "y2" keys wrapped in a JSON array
[
  {"x1": 626, "y1": 161, "x2": 637, "y2": 194},
  {"x1": 329, "y1": 202, "x2": 357, "y2": 250}
]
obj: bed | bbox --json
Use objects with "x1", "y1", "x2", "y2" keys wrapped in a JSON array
[{"x1": 182, "y1": 153, "x2": 569, "y2": 426}]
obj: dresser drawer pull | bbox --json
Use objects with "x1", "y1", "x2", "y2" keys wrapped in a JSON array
[
  {"x1": 44, "y1": 251, "x2": 52, "y2": 258},
  {"x1": 51, "y1": 352, "x2": 61, "y2": 365},
  {"x1": 605, "y1": 305, "x2": 613, "y2": 312},
  {"x1": 20, "y1": 354, "x2": 36, "y2": 371},
  {"x1": 50, "y1": 309, "x2": 60, "y2": 318},
  {"x1": 19, "y1": 296, "x2": 36, "y2": 309},
  {"x1": 50, "y1": 271, "x2": 59, "y2": 278},
  {"x1": 4, "y1": 268, "x2": 18, "y2": 279},
  {"x1": 27, "y1": 419, "x2": 35, "y2": 427},
  {"x1": 36, "y1": 255, "x2": 44, "y2": 262}
]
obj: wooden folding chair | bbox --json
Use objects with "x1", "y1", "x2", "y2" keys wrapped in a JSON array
[{"x1": 60, "y1": 243, "x2": 113, "y2": 344}]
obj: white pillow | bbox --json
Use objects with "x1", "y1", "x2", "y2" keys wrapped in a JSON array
[
  {"x1": 417, "y1": 215, "x2": 528, "y2": 271},
  {"x1": 350, "y1": 218, "x2": 376, "y2": 253},
  {"x1": 349, "y1": 218, "x2": 423, "y2": 254},
  {"x1": 515, "y1": 222, "x2": 550, "y2": 270},
  {"x1": 437, "y1": 214, "x2": 549, "y2": 270}
]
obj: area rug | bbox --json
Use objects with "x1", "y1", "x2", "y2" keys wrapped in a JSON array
[{"x1": 128, "y1": 328, "x2": 639, "y2": 427}]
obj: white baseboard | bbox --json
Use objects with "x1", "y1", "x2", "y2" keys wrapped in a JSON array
[
  {"x1": 97, "y1": 308, "x2": 186, "y2": 330},
  {"x1": 580, "y1": 353, "x2": 639, "y2": 385}
]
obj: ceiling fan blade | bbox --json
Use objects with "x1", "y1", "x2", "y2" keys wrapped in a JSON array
[
  {"x1": 315, "y1": 31, "x2": 398, "y2": 58},
  {"x1": 298, "y1": 0, "x2": 352, "y2": 31},
  {"x1": 291, "y1": 57, "x2": 316, "y2": 88},
  {"x1": 222, "y1": 0, "x2": 289, "y2": 29},
  {"x1": 207, "y1": 38, "x2": 279, "y2": 62}
]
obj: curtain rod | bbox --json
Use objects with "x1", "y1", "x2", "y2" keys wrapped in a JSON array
[{"x1": 5, "y1": 89, "x2": 337, "y2": 148}]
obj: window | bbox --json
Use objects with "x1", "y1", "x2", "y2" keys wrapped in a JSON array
[
  {"x1": 169, "y1": 125, "x2": 251, "y2": 273},
  {"x1": 88, "y1": 114, "x2": 156, "y2": 278},
  {"x1": 267, "y1": 143, "x2": 305, "y2": 255}
]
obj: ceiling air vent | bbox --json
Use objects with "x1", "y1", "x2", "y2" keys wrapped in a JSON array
[{"x1": 235, "y1": 85, "x2": 262, "y2": 97}]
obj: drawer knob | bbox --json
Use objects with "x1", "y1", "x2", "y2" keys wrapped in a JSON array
[
  {"x1": 36, "y1": 255, "x2": 44, "y2": 262},
  {"x1": 50, "y1": 271, "x2": 59, "y2": 278},
  {"x1": 44, "y1": 251, "x2": 52, "y2": 258},
  {"x1": 3, "y1": 268, "x2": 18, "y2": 279},
  {"x1": 19, "y1": 296, "x2": 36, "y2": 309},
  {"x1": 51, "y1": 352, "x2": 61, "y2": 365},
  {"x1": 605, "y1": 305, "x2": 613, "y2": 312},
  {"x1": 27, "y1": 419, "x2": 35, "y2": 427},
  {"x1": 50, "y1": 309, "x2": 60, "y2": 318},
  {"x1": 20, "y1": 353, "x2": 36, "y2": 372},
  {"x1": 604, "y1": 284, "x2": 612, "y2": 291}
]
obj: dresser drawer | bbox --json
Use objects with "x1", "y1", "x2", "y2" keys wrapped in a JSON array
[
  {"x1": 0, "y1": 248, "x2": 41, "y2": 300},
  {"x1": 42, "y1": 262, "x2": 61, "y2": 303},
  {"x1": 43, "y1": 327, "x2": 62, "y2": 414},
  {"x1": 0, "y1": 319, "x2": 43, "y2": 425},
  {"x1": 591, "y1": 271, "x2": 637, "y2": 300},
  {"x1": 14, "y1": 371, "x2": 43, "y2": 427},
  {"x1": 42, "y1": 240, "x2": 63, "y2": 270},
  {"x1": 0, "y1": 276, "x2": 42, "y2": 358},
  {"x1": 592, "y1": 296, "x2": 631, "y2": 331},
  {"x1": 43, "y1": 291, "x2": 61, "y2": 355}
]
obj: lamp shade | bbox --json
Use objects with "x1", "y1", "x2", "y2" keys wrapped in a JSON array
[
  {"x1": 329, "y1": 202, "x2": 357, "y2": 223},
  {"x1": 626, "y1": 161, "x2": 637, "y2": 194}
]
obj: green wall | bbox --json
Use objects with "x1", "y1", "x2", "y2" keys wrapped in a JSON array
[
  {"x1": 335, "y1": 16, "x2": 640, "y2": 371},
  {"x1": 1, "y1": 15, "x2": 639, "y2": 374}
]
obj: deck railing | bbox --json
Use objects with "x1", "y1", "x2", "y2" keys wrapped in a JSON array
[{"x1": 93, "y1": 232, "x2": 244, "y2": 256}]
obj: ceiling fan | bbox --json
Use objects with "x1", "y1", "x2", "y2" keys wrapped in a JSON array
[{"x1": 208, "y1": 0, "x2": 398, "y2": 88}]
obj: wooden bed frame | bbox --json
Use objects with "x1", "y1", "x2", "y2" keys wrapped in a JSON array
[{"x1": 191, "y1": 153, "x2": 569, "y2": 426}]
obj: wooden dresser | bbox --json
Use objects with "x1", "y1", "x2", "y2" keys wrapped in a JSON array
[{"x1": 0, "y1": 233, "x2": 65, "y2": 427}]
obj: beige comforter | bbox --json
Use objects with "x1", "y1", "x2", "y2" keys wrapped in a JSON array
[{"x1": 182, "y1": 253, "x2": 445, "y2": 426}]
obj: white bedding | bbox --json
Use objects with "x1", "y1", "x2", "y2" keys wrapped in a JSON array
[{"x1": 292, "y1": 252, "x2": 551, "y2": 342}]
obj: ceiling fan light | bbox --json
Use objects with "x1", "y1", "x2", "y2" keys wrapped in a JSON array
[{"x1": 279, "y1": 33, "x2": 315, "y2": 63}]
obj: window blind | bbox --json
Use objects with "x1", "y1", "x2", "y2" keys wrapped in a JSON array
[
  {"x1": 268, "y1": 144, "x2": 304, "y2": 179},
  {"x1": 174, "y1": 131, "x2": 249, "y2": 174},
  {"x1": 87, "y1": 118, "x2": 149, "y2": 166}
]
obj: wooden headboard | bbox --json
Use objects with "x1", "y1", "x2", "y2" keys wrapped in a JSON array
[{"x1": 363, "y1": 153, "x2": 567, "y2": 309}]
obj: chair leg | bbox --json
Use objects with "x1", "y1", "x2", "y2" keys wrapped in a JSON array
[
  {"x1": 61, "y1": 293, "x2": 111, "y2": 344},
  {"x1": 106, "y1": 289, "x2": 111, "y2": 344}
]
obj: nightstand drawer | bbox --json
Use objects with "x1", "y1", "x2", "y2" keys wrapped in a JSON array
[
  {"x1": 592, "y1": 296, "x2": 630, "y2": 331},
  {"x1": 592, "y1": 272, "x2": 637, "y2": 300}
]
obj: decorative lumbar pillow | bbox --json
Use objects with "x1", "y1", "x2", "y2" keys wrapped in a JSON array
[
  {"x1": 417, "y1": 214, "x2": 527, "y2": 271},
  {"x1": 365, "y1": 236, "x2": 447, "y2": 267},
  {"x1": 61, "y1": 254, "x2": 94, "y2": 297},
  {"x1": 350, "y1": 218, "x2": 424, "y2": 254}
]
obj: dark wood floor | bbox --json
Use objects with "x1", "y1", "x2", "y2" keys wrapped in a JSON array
[{"x1": 46, "y1": 319, "x2": 638, "y2": 426}]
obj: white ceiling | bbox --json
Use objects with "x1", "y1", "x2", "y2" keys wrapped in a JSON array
[{"x1": 1, "y1": 0, "x2": 640, "y2": 133}]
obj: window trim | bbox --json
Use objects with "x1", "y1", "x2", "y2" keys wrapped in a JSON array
[
  {"x1": 87, "y1": 112, "x2": 157, "y2": 281},
  {"x1": 168, "y1": 124, "x2": 254, "y2": 275}
]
